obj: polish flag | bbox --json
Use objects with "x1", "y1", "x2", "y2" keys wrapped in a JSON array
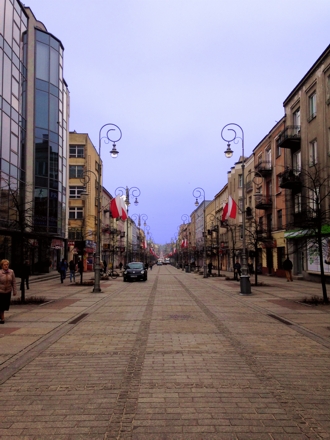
[
  {"x1": 119, "y1": 197, "x2": 128, "y2": 221},
  {"x1": 222, "y1": 196, "x2": 237, "y2": 221},
  {"x1": 110, "y1": 195, "x2": 122, "y2": 219}
]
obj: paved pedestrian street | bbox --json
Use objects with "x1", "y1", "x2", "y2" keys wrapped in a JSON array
[{"x1": 0, "y1": 266, "x2": 330, "y2": 439}]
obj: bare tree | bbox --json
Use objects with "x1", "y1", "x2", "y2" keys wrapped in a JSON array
[{"x1": 283, "y1": 164, "x2": 330, "y2": 303}]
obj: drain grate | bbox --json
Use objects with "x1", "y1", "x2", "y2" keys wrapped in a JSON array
[
  {"x1": 268, "y1": 314, "x2": 292, "y2": 325},
  {"x1": 69, "y1": 313, "x2": 88, "y2": 324}
]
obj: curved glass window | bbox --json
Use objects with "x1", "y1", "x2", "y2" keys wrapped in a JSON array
[
  {"x1": 35, "y1": 89, "x2": 49, "y2": 129},
  {"x1": 36, "y1": 42, "x2": 49, "y2": 81}
]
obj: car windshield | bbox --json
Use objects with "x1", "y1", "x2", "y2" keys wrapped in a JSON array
[{"x1": 127, "y1": 263, "x2": 143, "y2": 269}]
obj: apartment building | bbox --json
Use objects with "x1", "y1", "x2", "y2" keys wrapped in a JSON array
[
  {"x1": 278, "y1": 45, "x2": 330, "y2": 280},
  {"x1": 68, "y1": 132, "x2": 101, "y2": 271},
  {"x1": 253, "y1": 118, "x2": 286, "y2": 275},
  {"x1": 0, "y1": 1, "x2": 69, "y2": 273}
]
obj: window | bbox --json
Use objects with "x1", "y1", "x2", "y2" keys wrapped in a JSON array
[
  {"x1": 308, "y1": 92, "x2": 316, "y2": 121},
  {"x1": 69, "y1": 207, "x2": 83, "y2": 219},
  {"x1": 68, "y1": 229, "x2": 83, "y2": 240},
  {"x1": 309, "y1": 187, "x2": 320, "y2": 217},
  {"x1": 238, "y1": 174, "x2": 243, "y2": 188},
  {"x1": 294, "y1": 193, "x2": 301, "y2": 213},
  {"x1": 69, "y1": 145, "x2": 84, "y2": 158},
  {"x1": 293, "y1": 150, "x2": 301, "y2": 174},
  {"x1": 276, "y1": 136, "x2": 281, "y2": 157},
  {"x1": 277, "y1": 209, "x2": 282, "y2": 229},
  {"x1": 309, "y1": 140, "x2": 317, "y2": 166},
  {"x1": 238, "y1": 198, "x2": 243, "y2": 211},
  {"x1": 293, "y1": 108, "x2": 300, "y2": 132},
  {"x1": 326, "y1": 75, "x2": 330, "y2": 105},
  {"x1": 265, "y1": 148, "x2": 271, "y2": 167},
  {"x1": 69, "y1": 165, "x2": 84, "y2": 178},
  {"x1": 69, "y1": 186, "x2": 85, "y2": 198}
]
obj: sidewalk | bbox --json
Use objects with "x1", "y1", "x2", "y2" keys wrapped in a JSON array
[{"x1": 0, "y1": 265, "x2": 329, "y2": 438}]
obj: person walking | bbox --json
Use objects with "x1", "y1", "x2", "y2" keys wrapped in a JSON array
[
  {"x1": 234, "y1": 260, "x2": 241, "y2": 281},
  {"x1": 58, "y1": 258, "x2": 68, "y2": 283},
  {"x1": 283, "y1": 257, "x2": 293, "y2": 282},
  {"x1": 208, "y1": 261, "x2": 213, "y2": 276},
  {"x1": 77, "y1": 258, "x2": 84, "y2": 285},
  {"x1": 0, "y1": 259, "x2": 17, "y2": 324},
  {"x1": 69, "y1": 259, "x2": 76, "y2": 283},
  {"x1": 20, "y1": 260, "x2": 31, "y2": 291}
]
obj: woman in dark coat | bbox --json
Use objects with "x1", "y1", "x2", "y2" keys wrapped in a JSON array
[{"x1": 0, "y1": 259, "x2": 18, "y2": 324}]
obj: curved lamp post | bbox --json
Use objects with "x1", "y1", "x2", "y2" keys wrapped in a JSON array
[
  {"x1": 115, "y1": 186, "x2": 140, "y2": 264},
  {"x1": 181, "y1": 214, "x2": 190, "y2": 271},
  {"x1": 193, "y1": 187, "x2": 207, "y2": 278},
  {"x1": 94, "y1": 123, "x2": 122, "y2": 293},
  {"x1": 206, "y1": 213, "x2": 221, "y2": 277},
  {"x1": 221, "y1": 123, "x2": 251, "y2": 295},
  {"x1": 131, "y1": 214, "x2": 148, "y2": 262}
]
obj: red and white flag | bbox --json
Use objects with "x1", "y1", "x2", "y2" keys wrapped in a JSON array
[
  {"x1": 222, "y1": 196, "x2": 237, "y2": 221},
  {"x1": 110, "y1": 195, "x2": 122, "y2": 219},
  {"x1": 119, "y1": 197, "x2": 128, "y2": 221}
]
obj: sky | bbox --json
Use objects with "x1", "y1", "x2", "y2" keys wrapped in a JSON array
[{"x1": 26, "y1": 0, "x2": 330, "y2": 245}]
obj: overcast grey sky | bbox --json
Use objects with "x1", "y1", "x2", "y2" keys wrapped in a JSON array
[{"x1": 26, "y1": 0, "x2": 330, "y2": 245}]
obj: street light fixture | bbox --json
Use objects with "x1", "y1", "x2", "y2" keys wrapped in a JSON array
[
  {"x1": 94, "y1": 123, "x2": 122, "y2": 293},
  {"x1": 115, "y1": 186, "x2": 140, "y2": 264},
  {"x1": 221, "y1": 123, "x2": 251, "y2": 295},
  {"x1": 192, "y1": 187, "x2": 207, "y2": 278}
]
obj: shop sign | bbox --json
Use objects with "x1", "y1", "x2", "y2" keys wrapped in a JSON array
[{"x1": 51, "y1": 239, "x2": 63, "y2": 249}]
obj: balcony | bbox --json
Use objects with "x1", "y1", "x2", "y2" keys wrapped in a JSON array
[
  {"x1": 255, "y1": 195, "x2": 272, "y2": 210},
  {"x1": 255, "y1": 160, "x2": 272, "y2": 177},
  {"x1": 279, "y1": 169, "x2": 302, "y2": 191},
  {"x1": 277, "y1": 125, "x2": 301, "y2": 150},
  {"x1": 246, "y1": 180, "x2": 253, "y2": 193}
]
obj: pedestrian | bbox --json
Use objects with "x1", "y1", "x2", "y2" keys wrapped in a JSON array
[
  {"x1": 283, "y1": 257, "x2": 293, "y2": 282},
  {"x1": 20, "y1": 260, "x2": 31, "y2": 291},
  {"x1": 77, "y1": 258, "x2": 83, "y2": 284},
  {"x1": 58, "y1": 258, "x2": 68, "y2": 283},
  {"x1": 145, "y1": 262, "x2": 149, "y2": 270},
  {"x1": 208, "y1": 261, "x2": 213, "y2": 276},
  {"x1": 119, "y1": 262, "x2": 123, "y2": 271},
  {"x1": 103, "y1": 260, "x2": 107, "y2": 273},
  {"x1": 234, "y1": 260, "x2": 241, "y2": 281},
  {"x1": 149, "y1": 262, "x2": 153, "y2": 270},
  {"x1": 248, "y1": 262, "x2": 254, "y2": 275},
  {"x1": 0, "y1": 259, "x2": 17, "y2": 324},
  {"x1": 69, "y1": 259, "x2": 76, "y2": 283}
]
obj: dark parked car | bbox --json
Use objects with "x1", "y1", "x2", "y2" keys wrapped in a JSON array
[{"x1": 123, "y1": 262, "x2": 147, "y2": 282}]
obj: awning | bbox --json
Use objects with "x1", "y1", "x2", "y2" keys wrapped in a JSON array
[{"x1": 285, "y1": 224, "x2": 330, "y2": 239}]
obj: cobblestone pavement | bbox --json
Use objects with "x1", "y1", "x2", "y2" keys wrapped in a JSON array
[{"x1": 0, "y1": 266, "x2": 329, "y2": 439}]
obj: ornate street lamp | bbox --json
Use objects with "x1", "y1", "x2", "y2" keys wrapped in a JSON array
[
  {"x1": 131, "y1": 214, "x2": 148, "y2": 262},
  {"x1": 192, "y1": 187, "x2": 207, "y2": 278},
  {"x1": 221, "y1": 123, "x2": 251, "y2": 295},
  {"x1": 94, "y1": 123, "x2": 122, "y2": 293},
  {"x1": 115, "y1": 186, "x2": 140, "y2": 264},
  {"x1": 206, "y1": 213, "x2": 221, "y2": 277}
]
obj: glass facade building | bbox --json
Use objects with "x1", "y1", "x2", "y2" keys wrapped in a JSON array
[{"x1": 0, "y1": 0, "x2": 68, "y2": 272}]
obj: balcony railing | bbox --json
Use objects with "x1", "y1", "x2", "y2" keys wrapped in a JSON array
[
  {"x1": 255, "y1": 195, "x2": 272, "y2": 210},
  {"x1": 277, "y1": 125, "x2": 301, "y2": 150},
  {"x1": 255, "y1": 160, "x2": 272, "y2": 177},
  {"x1": 279, "y1": 169, "x2": 302, "y2": 191}
]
